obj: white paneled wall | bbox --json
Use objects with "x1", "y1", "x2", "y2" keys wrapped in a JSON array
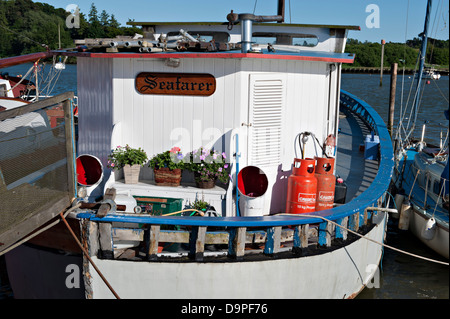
[{"x1": 78, "y1": 55, "x2": 337, "y2": 213}]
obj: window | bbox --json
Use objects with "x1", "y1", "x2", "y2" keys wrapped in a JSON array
[{"x1": 252, "y1": 32, "x2": 318, "y2": 47}]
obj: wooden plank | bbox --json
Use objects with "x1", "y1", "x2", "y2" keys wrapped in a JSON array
[
  {"x1": 63, "y1": 99, "x2": 76, "y2": 200},
  {"x1": 97, "y1": 188, "x2": 116, "y2": 217},
  {"x1": 112, "y1": 228, "x2": 145, "y2": 242},
  {"x1": 189, "y1": 226, "x2": 206, "y2": 261},
  {"x1": 147, "y1": 225, "x2": 160, "y2": 261},
  {"x1": 98, "y1": 222, "x2": 113, "y2": 259},
  {"x1": 0, "y1": 196, "x2": 70, "y2": 254},
  {"x1": 228, "y1": 227, "x2": 246, "y2": 260}
]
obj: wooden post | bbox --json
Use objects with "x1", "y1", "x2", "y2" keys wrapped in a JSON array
[
  {"x1": 379, "y1": 39, "x2": 385, "y2": 86},
  {"x1": 388, "y1": 63, "x2": 398, "y2": 136},
  {"x1": 334, "y1": 216, "x2": 348, "y2": 241},
  {"x1": 189, "y1": 226, "x2": 207, "y2": 261},
  {"x1": 147, "y1": 225, "x2": 160, "y2": 261},
  {"x1": 228, "y1": 227, "x2": 246, "y2": 260},
  {"x1": 98, "y1": 222, "x2": 113, "y2": 259},
  {"x1": 318, "y1": 222, "x2": 333, "y2": 247},
  {"x1": 264, "y1": 226, "x2": 281, "y2": 255},
  {"x1": 293, "y1": 224, "x2": 309, "y2": 255}
]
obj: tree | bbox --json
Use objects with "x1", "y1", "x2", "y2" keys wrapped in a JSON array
[
  {"x1": 109, "y1": 14, "x2": 120, "y2": 28},
  {"x1": 100, "y1": 10, "x2": 109, "y2": 26}
]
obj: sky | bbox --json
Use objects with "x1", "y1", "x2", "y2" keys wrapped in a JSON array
[{"x1": 40, "y1": 0, "x2": 449, "y2": 43}]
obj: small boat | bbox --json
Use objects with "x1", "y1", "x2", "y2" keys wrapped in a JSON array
[
  {"x1": 393, "y1": 0, "x2": 449, "y2": 259},
  {"x1": 421, "y1": 67, "x2": 441, "y2": 80},
  {"x1": 1, "y1": 1, "x2": 398, "y2": 299}
]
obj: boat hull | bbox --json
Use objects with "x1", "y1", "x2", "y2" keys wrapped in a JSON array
[
  {"x1": 6, "y1": 212, "x2": 387, "y2": 299},
  {"x1": 408, "y1": 206, "x2": 449, "y2": 259}
]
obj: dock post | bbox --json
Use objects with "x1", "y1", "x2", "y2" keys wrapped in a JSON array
[
  {"x1": 379, "y1": 39, "x2": 385, "y2": 86},
  {"x1": 388, "y1": 63, "x2": 398, "y2": 136}
]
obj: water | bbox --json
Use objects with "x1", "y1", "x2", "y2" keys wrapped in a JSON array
[
  {"x1": 342, "y1": 73, "x2": 449, "y2": 299},
  {"x1": 0, "y1": 65, "x2": 448, "y2": 299}
]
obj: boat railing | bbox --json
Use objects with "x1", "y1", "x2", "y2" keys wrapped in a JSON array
[{"x1": 75, "y1": 89, "x2": 395, "y2": 261}]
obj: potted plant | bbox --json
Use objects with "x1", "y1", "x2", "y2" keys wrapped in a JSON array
[
  {"x1": 185, "y1": 147, "x2": 229, "y2": 189},
  {"x1": 107, "y1": 145, "x2": 148, "y2": 184},
  {"x1": 148, "y1": 146, "x2": 185, "y2": 186}
]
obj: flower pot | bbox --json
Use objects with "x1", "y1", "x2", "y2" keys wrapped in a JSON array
[
  {"x1": 195, "y1": 178, "x2": 216, "y2": 189},
  {"x1": 154, "y1": 168, "x2": 182, "y2": 186},
  {"x1": 123, "y1": 164, "x2": 141, "y2": 184},
  {"x1": 194, "y1": 172, "x2": 216, "y2": 189}
]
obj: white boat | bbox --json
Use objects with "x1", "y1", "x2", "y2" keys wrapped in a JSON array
[
  {"x1": 421, "y1": 67, "x2": 441, "y2": 80},
  {"x1": 1, "y1": 2, "x2": 397, "y2": 299},
  {"x1": 393, "y1": 0, "x2": 449, "y2": 259}
]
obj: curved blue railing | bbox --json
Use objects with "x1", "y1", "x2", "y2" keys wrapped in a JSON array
[{"x1": 77, "y1": 90, "x2": 395, "y2": 247}]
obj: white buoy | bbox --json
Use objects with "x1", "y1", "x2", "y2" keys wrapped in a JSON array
[
  {"x1": 398, "y1": 198, "x2": 411, "y2": 230},
  {"x1": 421, "y1": 217, "x2": 437, "y2": 240}
]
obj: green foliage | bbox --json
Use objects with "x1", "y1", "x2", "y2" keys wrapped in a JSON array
[
  {"x1": 184, "y1": 147, "x2": 230, "y2": 184},
  {"x1": 0, "y1": 0, "x2": 143, "y2": 57},
  {"x1": 108, "y1": 145, "x2": 148, "y2": 170},
  {"x1": 345, "y1": 38, "x2": 449, "y2": 68},
  {"x1": 148, "y1": 147, "x2": 185, "y2": 170},
  {"x1": 191, "y1": 198, "x2": 210, "y2": 211}
]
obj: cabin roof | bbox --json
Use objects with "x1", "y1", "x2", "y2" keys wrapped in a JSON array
[
  {"x1": 56, "y1": 49, "x2": 355, "y2": 63},
  {"x1": 127, "y1": 21, "x2": 361, "y2": 31}
]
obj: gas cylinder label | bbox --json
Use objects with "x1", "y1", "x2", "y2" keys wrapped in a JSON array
[
  {"x1": 297, "y1": 193, "x2": 316, "y2": 204},
  {"x1": 318, "y1": 191, "x2": 334, "y2": 202}
]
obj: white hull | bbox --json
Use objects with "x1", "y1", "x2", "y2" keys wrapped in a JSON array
[
  {"x1": 5, "y1": 213, "x2": 387, "y2": 299},
  {"x1": 409, "y1": 206, "x2": 449, "y2": 259},
  {"x1": 88, "y1": 213, "x2": 387, "y2": 299}
]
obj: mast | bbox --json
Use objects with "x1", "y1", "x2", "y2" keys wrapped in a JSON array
[{"x1": 411, "y1": 0, "x2": 432, "y2": 131}]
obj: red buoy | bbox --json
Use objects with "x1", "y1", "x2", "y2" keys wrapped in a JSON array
[
  {"x1": 314, "y1": 157, "x2": 336, "y2": 211},
  {"x1": 286, "y1": 158, "x2": 317, "y2": 214}
]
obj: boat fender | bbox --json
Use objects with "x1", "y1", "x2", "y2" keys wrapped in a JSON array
[
  {"x1": 421, "y1": 217, "x2": 437, "y2": 241},
  {"x1": 398, "y1": 199, "x2": 411, "y2": 230}
]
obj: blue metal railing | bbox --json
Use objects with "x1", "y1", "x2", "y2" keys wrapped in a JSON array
[{"x1": 77, "y1": 90, "x2": 394, "y2": 250}]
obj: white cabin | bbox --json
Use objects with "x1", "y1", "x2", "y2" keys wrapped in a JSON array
[{"x1": 74, "y1": 21, "x2": 357, "y2": 216}]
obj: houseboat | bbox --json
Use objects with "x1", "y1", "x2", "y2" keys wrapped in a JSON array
[{"x1": 0, "y1": 4, "x2": 395, "y2": 299}]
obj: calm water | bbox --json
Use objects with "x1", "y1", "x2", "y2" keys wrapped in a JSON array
[{"x1": 0, "y1": 64, "x2": 448, "y2": 299}]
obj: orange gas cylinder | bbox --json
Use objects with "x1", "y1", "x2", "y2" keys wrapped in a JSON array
[
  {"x1": 286, "y1": 158, "x2": 317, "y2": 214},
  {"x1": 314, "y1": 157, "x2": 336, "y2": 211}
]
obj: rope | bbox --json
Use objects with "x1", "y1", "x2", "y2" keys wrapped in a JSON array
[
  {"x1": 278, "y1": 212, "x2": 449, "y2": 266},
  {"x1": 59, "y1": 211, "x2": 121, "y2": 299},
  {"x1": 162, "y1": 209, "x2": 204, "y2": 216}
]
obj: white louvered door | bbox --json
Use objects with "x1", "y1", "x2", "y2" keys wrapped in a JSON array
[{"x1": 247, "y1": 74, "x2": 286, "y2": 169}]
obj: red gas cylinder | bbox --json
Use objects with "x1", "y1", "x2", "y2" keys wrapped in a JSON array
[
  {"x1": 286, "y1": 158, "x2": 317, "y2": 214},
  {"x1": 314, "y1": 157, "x2": 336, "y2": 211}
]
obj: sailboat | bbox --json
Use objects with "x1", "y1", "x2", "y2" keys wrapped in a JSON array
[{"x1": 393, "y1": 0, "x2": 449, "y2": 259}]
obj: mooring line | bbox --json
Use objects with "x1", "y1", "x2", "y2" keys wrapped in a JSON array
[
  {"x1": 59, "y1": 211, "x2": 121, "y2": 299},
  {"x1": 279, "y1": 212, "x2": 449, "y2": 266}
]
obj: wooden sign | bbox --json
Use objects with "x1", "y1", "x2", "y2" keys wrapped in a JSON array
[{"x1": 135, "y1": 72, "x2": 216, "y2": 96}]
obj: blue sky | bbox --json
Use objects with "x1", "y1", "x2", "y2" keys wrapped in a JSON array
[{"x1": 41, "y1": 0, "x2": 449, "y2": 43}]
